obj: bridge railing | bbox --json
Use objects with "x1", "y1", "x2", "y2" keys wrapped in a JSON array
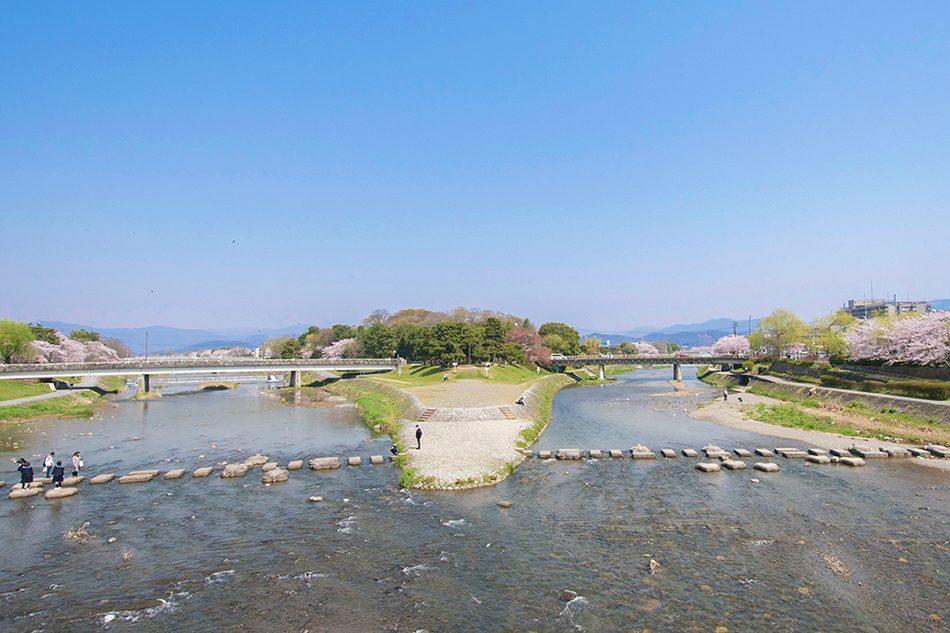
[
  {"x1": 0, "y1": 357, "x2": 402, "y2": 375},
  {"x1": 549, "y1": 354, "x2": 749, "y2": 365}
]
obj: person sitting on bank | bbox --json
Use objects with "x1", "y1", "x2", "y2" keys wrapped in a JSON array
[
  {"x1": 390, "y1": 443, "x2": 399, "y2": 456},
  {"x1": 51, "y1": 461, "x2": 65, "y2": 488}
]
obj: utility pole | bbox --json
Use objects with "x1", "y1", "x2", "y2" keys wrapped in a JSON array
[{"x1": 733, "y1": 321, "x2": 737, "y2": 336}]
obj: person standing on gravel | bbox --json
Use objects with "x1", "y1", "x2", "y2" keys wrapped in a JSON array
[{"x1": 415, "y1": 424, "x2": 423, "y2": 450}]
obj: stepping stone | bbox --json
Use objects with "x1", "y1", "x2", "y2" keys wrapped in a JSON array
[
  {"x1": 850, "y1": 446, "x2": 887, "y2": 459},
  {"x1": 192, "y1": 467, "x2": 214, "y2": 478},
  {"x1": 261, "y1": 462, "x2": 279, "y2": 472},
  {"x1": 118, "y1": 473, "x2": 154, "y2": 484},
  {"x1": 309, "y1": 457, "x2": 342, "y2": 470},
  {"x1": 220, "y1": 464, "x2": 250, "y2": 478},
  {"x1": 661, "y1": 449, "x2": 677, "y2": 458},
  {"x1": 287, "y1": 460, "x2": 304, "y2": 470},
  {"x1": 925, "y1": 444, "x2": 950, "y2": 458},
  {"x1": 62, "y1": 476, "x2": 85, "y2": 486},
  {"x1": 163, "y1": 469, "x2": 187, "y2": 480},
  {"x1": 348, "y1": 456, "x2": 362, "y2": 466},
  {"x1": 754, "y1": 448, "x2": 774, "y2": 458},
  {"x1": 782, "y1": 451, "x2": 808, "y2": 459},
  {"x1": 28, "y1": 481, "x2": 45, "y2": 489},
  {"x1": 734, "y1": 449, "x2": 753, "y2": 458},
  {"x1": 246, "y1": 454, "x2": 268, "y2": 466},
  {"x1": 682, "y1": 449, "x2": 699, "y2": 458},
  {"x1": 883, "y1": 447, "x2": 910, "y2": 458},
  {"x1": 829, "y1": 448, "x2": 852, "y2": 457},
  {"x1": 840, "y1": 457, "x2": 866, "y2": 467},
  {"x1": 9, "y1": 487, "x2": 44, "y2": 499},
  {"x1": 129, "y1": 469, "x2": 161, "y2": 477},
  {"x1": 90, "y1": 474, "x2": 115, "y2": 485},
  {"x1": 631, "y1": 450, "x2": 657, "y2": 460},
  {"x1": 262, "y1": 468, "x2": 289, "y2": 484},
  {"x1": 538, "y1": 450, "x2": 552, "y2": 459},
  {"x1": 589, "y1": 449, "x2": 603, "y2": 459},
  {"x1": 909, "y1": 448, "x2": 934, "y2": 458},
  {"x1": 753, "y1": 462, "x2": 780, "y2": 473},
  {"x1": 45, "y1": 487, "x2": 79, "y2": 499},
  {"x1": 806, "y1": 455, "x2": 831, "y2": 464},
  {"x1": 370, "y1": 455, "x2": 384, "y2": 465},
  {"x1": 721, "y1": 460, "x2": 747, "y2": 471},
  {"x1": 807, "y1": 448, "x2": 828, "y2": 456},
  {"x1": 703, "y1": 445, "x2": 723, "y2": 454},
  {"x1": 774, "y1": 448, "x2": 801, "y2": 457},
  {"x1": 522, "y1": 450, "x2": 534, "y2": 459},
  {"x1": 609, "y1": 450, "x2": 624, "y2": 458},
  {"x1": 557, "y1": 449, "x2": 583, "y2": 460},
  {"x1": 695, "y1": 462, "x2": 721, "y2": 473}
]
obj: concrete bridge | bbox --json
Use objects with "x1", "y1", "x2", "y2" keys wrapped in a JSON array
[
  {"x1": 0, "y1": 358, "x2": 403, "y2": 393},
  {"x1": 548, "y1": 354, "x2": 749, "y2": 380}
]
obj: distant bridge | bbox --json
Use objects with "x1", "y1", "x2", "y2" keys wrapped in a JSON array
[
  {"x1": 0, "y1": 358, "x2": 403, "y2": 393},
  {"x1": 548, "y1": 354, "x2": 749, "y2": 380}
]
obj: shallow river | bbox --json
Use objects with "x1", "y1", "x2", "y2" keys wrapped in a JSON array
[{"x1": 1, "y1": 368, "x2": 949, "y2": 632}]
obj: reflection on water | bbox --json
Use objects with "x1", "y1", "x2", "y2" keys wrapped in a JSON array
[{"x1": 1, "y1": 370, "x2": 949, "y2": 632}]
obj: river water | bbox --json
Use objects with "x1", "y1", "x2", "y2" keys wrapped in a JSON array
[{"x1": 1, "y1": 368, "x2": 949, "y2": 632}]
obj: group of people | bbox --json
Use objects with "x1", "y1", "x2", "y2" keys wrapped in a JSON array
[{"x1": 16, "y1": 450, "x2": 82, "y2": 490}]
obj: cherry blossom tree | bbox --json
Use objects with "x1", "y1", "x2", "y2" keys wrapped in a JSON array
[
  {"x1": 319, "y1": 338, "x2": 355, "y2": 360},
  {"x1": 844, "y1": 311, "x2": 950, "y2": 366},
  {"x1": 505, "y1": 329, "x2": 550, "y2": 367},
  {"x1": 712, "y1": 335, "x2": 750, "y2": 355},
  {"x1": 30, "y1": 332, "x2": 121, "y2": 363},
  {"x1": 635, "y1": 341, "x2": 660, "y2": 355}
]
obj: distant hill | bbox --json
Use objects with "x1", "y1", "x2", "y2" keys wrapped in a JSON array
[
  {"x1": 38, "y1": 321, "x2": 301, "y2": 355},
  {"x1": 930, "y1": 299, "x2": 950, "y2": 311},
  {"x1": 583, "y1": 318, "x2": 760, "y2": 348}
]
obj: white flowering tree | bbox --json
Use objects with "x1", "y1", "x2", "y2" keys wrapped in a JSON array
[
  {"x1": 635, "y1": 341, "x2": 660, "y2": 355},
  {"x1": 712, "y1": 335, "x2": 749, "y2": 355},
  {"x1": 844, "y1": 311, "x2": 950, "y2": 366},
  {"x1": 30, "y1": 332, "x2": 121, "y2": 363},
  {"x1": 319, "y1": 338, "x2": 355, "y2": 360}
]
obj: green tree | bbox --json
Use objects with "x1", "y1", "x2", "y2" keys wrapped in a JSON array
[
  {"x1": 582, "y1": 335, "x2": 601, "y2": 355},
  {"x1": 30, "y1": 323, "x2": 59, "y2": 344},
  {"x1": 619, "y1": 341, "x2": 638, "y2": 355},
  {"x1": 297, "y1": 326, "x2": 319, "y2": 348},
  {"x1": 538, "y1": 322, "x2": 581, "y2": 355},
  {"x1": 332, "y1": 324, "x2": 356, "y2": 340},
  {"x1": 749, "y1": 309, "x2": 807, "y2": 356},
  {"x1": 0, "y1": 320, "x2": 36, "y2": 363},
  {"x1": 497, "y1": 342, "x2": 527, "y2": 364},
  {"x1": 814, "y1": 310, "x2": 857, "y2": 355},
  {"x1": 69, "y1": 329, "x2": 100, "y2": 342},
  {"x1": 280, "y1": 337, "x2": 301, "y2": 359},
  {"x1": 359, "y1": 322, "x2": 394, "y2": 357}
]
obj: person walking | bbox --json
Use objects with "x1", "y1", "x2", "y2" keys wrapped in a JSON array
[
  {"x1": 44, "y1": 451, "x2": 55, "y2": 478},
  {"x1": 51, "y1": 461, "x2": 65, "y2": 488},
  {"x1": 415, "y1": 424, "x2": 423, "y2": 450},
  {"x1": 17, "y1": 458, "x2": 34, "y2": 490},
  {"x1": 71, "y1": 451, "x2": 82, "y2": 477}
]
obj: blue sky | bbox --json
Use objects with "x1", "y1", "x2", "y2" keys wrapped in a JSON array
[{"x1": 2, "y1": 2, "x2": 948, "y2": 332}]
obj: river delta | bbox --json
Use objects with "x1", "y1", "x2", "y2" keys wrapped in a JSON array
[{"x1": 1, "y1": 368, "x2": 949, "y2": 632}]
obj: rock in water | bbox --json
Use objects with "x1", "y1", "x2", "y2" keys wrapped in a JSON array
[
  {"x1": 559, "y1": 590, "x2": 577, "y2": 602},
  {"x1": 45, "y1": 487, "x2": 79, "y2": 499},
  {"x1": 9, "y1": 487, "x2": 43, "y2": 499},
  {"x1": 286, "y1": 460, "x2": 304, "y2": 470},
  {"x1": 163, "y1": 469, "x2": 187, "y2": 479},
  {"x1": 262, "y1": 468, "x2": 289, "y2": 484},
  {"x1": 261, "y1": 462, "x2": 278, "y2": 473},
  {"x1": 309, "y1": 457, "x2": 342, "y2": 470},
  {"x1": 89, "y1": 474, "x2": 116, "y2": 485},
  {"x1": 192, "y1": 467, "x2": 214, "y2": 478},
  {"x1": 221, "y1": 464, "x2": 250, "y2": 478}
]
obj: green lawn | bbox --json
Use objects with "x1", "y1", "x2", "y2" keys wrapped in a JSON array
[
  {"x1": 0, "y1": 395, "x2": 94, "y2": 422},
  {"x1": 368, "y1": 363, "x2": 553, "y2": 386},
  {"x1": 0, "y1": 380, "x2": 53, "y2": 402}
]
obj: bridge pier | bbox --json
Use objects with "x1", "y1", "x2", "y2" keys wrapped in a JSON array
[
  {"x1": 673, "y1": 363, "x2": 682, "y2": 381},
  {"x1": 137, "y1": 374, "x2": 151, "y2": 395},
  {"x1": 598, "y1": 364, "x2": 605, "y2": 380},
  {"x1": 288, "y1": 370, "x2": 300, "y2": 388}
]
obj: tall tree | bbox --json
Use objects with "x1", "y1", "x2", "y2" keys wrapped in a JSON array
[
  {"x1": 750, "y1": 309, "x2": 807, "y2": 356},
  {"x1": 69, "y1": 329, "x2": 100, "y2": 342},
  {"x1": 0, "y1": 320, "x2": 35, "y2": 363},
  {"x1": 814, "y1": 310, "x2": 857, "y2": 355},
  {"x1": 538, "y1": 322, "x2": 581, "y2": 355}
]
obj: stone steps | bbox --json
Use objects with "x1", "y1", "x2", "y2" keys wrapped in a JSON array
[
  {"x1": 499, "y1": 406, "x2": 517, "y2": 419},
  {"x1": 418, "y1": 408, "x2": 437, "y2": 422}
]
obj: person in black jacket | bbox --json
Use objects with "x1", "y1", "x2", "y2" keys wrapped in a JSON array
[
  {"x1": 17, "y1": 459, "x2": 34, "y2": 490},
  {"x1": 51, "y1": 460, "x2": 65, "y2": 488},
  {"x1": 415, "y1": 424, "x2": 422, "y2": 450}
]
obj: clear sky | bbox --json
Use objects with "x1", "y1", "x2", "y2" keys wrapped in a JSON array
[{"x1": 2, "y1": 2, "x2": 948, "y2": 333}]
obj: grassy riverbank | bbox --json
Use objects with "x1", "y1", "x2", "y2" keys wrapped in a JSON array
[
  {"x1": 0, "y1": 380, "x2": 52, "y2": 401},
  {"x1": 0, "y1": 395, "x2": 95, "y2": 422}
]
